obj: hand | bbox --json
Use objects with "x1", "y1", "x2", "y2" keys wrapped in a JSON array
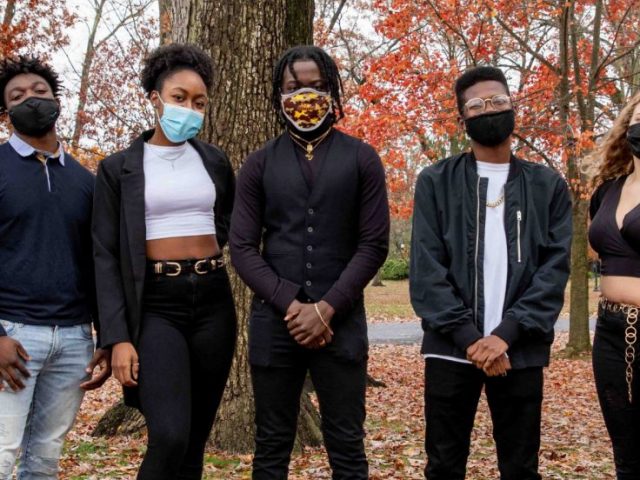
[
  {"x1": 80, "y1": 348, "x2": 112, "y2": 391},
  {"x1": 284, "y1": 300, "x2": 304, "y2": 322},
  {"x1": 111, "y1": 342, "x2": 139, "y2": 387},
  {"x1": 483, "y1": 353, "x2": 512, "y2": 377},
  {"x1": 0, "y1": 336, "x2": 30, "y2": 391},
  {"x1": 467, "y1": 335, "x2": 509, "y2": 370},
  {"x1": 307, "y1": 328, "x2": 334, "y2": 349},
  {"x1": 287, "y1": 301, "x2": 335, "y2": 347}
]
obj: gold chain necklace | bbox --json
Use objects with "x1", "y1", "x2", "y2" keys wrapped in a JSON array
[
  {"x1": 486, "y1": 188, "x2": 505, "y2": 208},
  {"x1": 288, "y1": 128, "x2": 333, "y2": 161}
]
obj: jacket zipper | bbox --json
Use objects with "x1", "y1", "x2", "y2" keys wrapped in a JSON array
[
  {"x1": 474, "y1": 176, "x2": 481, "y2": 322},
  {"x1": 516, "y1": 210, "x2": 522, "y2": 263}
]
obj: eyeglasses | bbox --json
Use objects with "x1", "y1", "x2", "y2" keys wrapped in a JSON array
[{"x1": 464, "y1": 94, "x2": 512, "y2": 114}]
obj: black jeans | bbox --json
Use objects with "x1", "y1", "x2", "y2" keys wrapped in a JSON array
[
  {"x1": 136, "y1": 267, "x2": 237, "y2": 480},
  {"x1": 251, "y1": 351, "x2": 368, "y2": 480},
  {"x1": 593, "y1": 307, "x2": 640, "y2": 480},
  {"x1": 424, "y1": 358, "x2": 543, "y2": 480}
]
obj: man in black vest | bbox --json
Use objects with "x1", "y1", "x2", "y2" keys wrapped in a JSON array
[{"x1": 230, "y1": 45, "x2": 389, "y2": 479}]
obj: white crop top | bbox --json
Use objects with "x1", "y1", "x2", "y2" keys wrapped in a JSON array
[{"x1": 143, "y1": 142, "x2": 216, "y2": 240}]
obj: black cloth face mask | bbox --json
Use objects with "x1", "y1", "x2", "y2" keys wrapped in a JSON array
[
  {"x1": 8, "y1": 97, "x2": 60, "y2": 137},
  {"x1": 464, "y1": 109, "x2": 515, "y2": 147},
  {"x1": 627, "y1": 123, "x2": 640, "y2": 159}
]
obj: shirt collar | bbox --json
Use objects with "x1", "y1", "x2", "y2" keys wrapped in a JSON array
[{"x1": 8, "y1": 133, "x2": 66, "y2": 166}]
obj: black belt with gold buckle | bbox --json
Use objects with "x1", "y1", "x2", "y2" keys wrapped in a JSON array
[{"x1": 147, "y1": 256, "x2": 224, "y2": 277}]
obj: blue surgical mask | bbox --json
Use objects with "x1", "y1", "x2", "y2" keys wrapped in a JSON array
[{"x1": 155, "y1": 95, "x2": 204, "y2": 143}]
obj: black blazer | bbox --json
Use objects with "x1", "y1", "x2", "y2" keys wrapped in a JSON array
[{"x1": 92, "y1": 130, "x2": 235, "y2": 350}]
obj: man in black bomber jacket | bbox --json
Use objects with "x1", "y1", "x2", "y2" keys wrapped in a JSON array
[{"x1": 410, "y1": 66, "x2": 572, "y2": 480}]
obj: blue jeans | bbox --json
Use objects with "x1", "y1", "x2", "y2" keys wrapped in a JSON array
[{"x1": 0, "y1": 320, "x2": 94, "y2": 480}]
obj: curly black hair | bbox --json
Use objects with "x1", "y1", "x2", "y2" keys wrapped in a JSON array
[
  {"x1": 455, "y1": 66, "x2": 510, "y2": 115},
  {"x1": 140, "y1": 43, "x2": 214, "y2": 97},
  {"x1": 272, "y1": 45, "x2": 344, "y2": 125},
  {"x1": 0, "y1": 56, "x2": 61, "y2": 112}
]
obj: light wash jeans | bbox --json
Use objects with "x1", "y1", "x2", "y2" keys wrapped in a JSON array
[{"x1": 0, "y1": 320, "x2": 94, "y2": 480}]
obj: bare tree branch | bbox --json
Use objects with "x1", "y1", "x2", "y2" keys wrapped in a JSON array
[{"x1": 327, "y1": 0, "x2": 347, "y2": 34}]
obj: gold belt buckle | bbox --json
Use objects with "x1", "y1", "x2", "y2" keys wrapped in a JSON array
[
  {"x1": 194, "y1": 259, "x2": 208, "y2": 275},
  {"x1": 165, "y1": 261, "x2": 182, "y2": 276}
]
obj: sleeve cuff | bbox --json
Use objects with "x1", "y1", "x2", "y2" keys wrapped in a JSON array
[
  {"x1": 450, "y1": 322, "x2": 483, "y2": 352},
  {"x1": 271, "y1": 279, "x2": 301, "y2": 314},
  {"x1": 99, "y1": 323, "x2": 131, "y2": 349},
  {"x1": 0, "y1": 326, "x2": 6, "y2": 337},
  {"x1": 491, "y1": 313, "x2": 520, "y2": 346},
  {"x1": 322, "y1": 288, "x2": 351, "y2": 316}
]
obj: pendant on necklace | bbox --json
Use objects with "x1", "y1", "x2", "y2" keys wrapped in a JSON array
[{"x1": 305, "y1": 144, "x2": 313, "y2": 161}]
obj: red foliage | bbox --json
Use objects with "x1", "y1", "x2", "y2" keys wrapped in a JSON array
[{"x1": 318, "y1": 0, "x2": 640, "y2": 217}]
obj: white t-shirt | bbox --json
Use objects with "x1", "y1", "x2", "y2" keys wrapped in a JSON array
[
  {"x1": 143, "y1": 142, "x2": 217, "y2": 240},
  {"x1": 476, "y1": 161, "x2": 509, "y2": 336},
  {"x1": 424, "y1": 160, "x2": 509, "y2": 364}
]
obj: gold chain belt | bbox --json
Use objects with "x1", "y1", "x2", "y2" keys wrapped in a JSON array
[{"x1": 599, "y1": 297, "x2": 639, "y2": 403}]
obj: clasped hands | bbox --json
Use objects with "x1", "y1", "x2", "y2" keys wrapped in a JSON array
[
  {"x1": 285, "y1": 299, "x2": 335, "y2": 349},
  {"x1": 466, "y1": 335, "x2": 512, "y2": 377}
]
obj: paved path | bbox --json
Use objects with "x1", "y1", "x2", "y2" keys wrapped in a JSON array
[{"x1": 368, "y1": 316, "x2": 597, "y2": 345}]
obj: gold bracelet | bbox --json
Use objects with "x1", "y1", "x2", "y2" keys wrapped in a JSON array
[{"x1": 314, "y1": 303, "x2": 334, "y2": 335}]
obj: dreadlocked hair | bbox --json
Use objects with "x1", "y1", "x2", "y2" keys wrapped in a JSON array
[{"x1": 271, "y1": 45, "x2": 344, "y2": 126}]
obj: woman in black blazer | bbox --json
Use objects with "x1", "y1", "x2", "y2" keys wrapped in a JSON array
[{"x1": 92, "y1": 44, "x2": 237, "y2": 480}]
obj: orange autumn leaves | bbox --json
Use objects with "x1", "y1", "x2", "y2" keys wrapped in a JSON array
[{"x1": 325, "y1": 0, "x2": 640, "y2": 218}]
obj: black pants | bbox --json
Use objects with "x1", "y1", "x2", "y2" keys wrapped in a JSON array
[
  {"x1": 593, "y1": 307, "x2": 640, "y2": 480},
  {"x1": 251, "y1": 352, "x2": 368, "y2": 479},
  {"x1": 424, "y1": 358, "x2": 543, "y2": 480},
  {"x1": 136, "y1": 268, "x2": 237, "y2": 480}
]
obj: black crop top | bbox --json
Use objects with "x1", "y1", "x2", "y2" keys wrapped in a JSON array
[{"x1": 589, "y1": 175, "x2": 640, "y2": 277}]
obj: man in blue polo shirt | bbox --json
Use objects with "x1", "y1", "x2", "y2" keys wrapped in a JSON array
[{"x1": 0, "y1": 56, "x2": 110, "y2": 480}]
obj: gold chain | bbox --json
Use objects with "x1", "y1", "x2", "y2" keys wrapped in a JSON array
[
  {"x1": 623, "y1": 305, "x2": 638, "y2": 403},
  {"x1": 288, "y1": 128, "x2": 333, "y2": 161},
  {"x1": 486, "y1": 188, "x2": 505, "y2": 208}
]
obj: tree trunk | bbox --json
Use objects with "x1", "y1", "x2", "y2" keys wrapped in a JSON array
[
  {"x1": 158, "y1": 0, "x2": 172, "y2": 45},
  {"x1": 371, "y1": 270, "x2": 384, "y2": 287},
  {"x1": 566, "y1": 199, "x2": 591, "y2": 355},
  {"x1": 94, "y1": 0, "x2": 323, "y2": 454},
  {"x1": 70, "y1": 0, "x2": 106, "y2": 147},
  {"x1": 556, "y1": 0, "x2": 590, "y2": 356}
]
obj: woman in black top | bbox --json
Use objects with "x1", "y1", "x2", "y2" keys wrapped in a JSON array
[
  {"x1": 589, "y1": 92, "x2": 640, "y2": 479},
  {"x1": 92, "y1": 44, "x2": 236, "y2": 479}
]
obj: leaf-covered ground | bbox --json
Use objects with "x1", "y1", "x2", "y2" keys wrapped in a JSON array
[{"x1": 58, "y1": 333, "x2": 614, "y2": 479}]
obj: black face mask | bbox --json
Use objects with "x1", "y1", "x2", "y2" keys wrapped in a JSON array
[
  {"x1": 8, "y1": 97, "x2": 60, "y2": 137},
  {"x1": 464, "y1": 109, "x2": 515, "y2": 147},
  {"x1": 627, "y1": 123, "x2": 640, "y2": 159}
]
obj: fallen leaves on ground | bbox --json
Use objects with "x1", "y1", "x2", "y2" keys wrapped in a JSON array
[{"x1": 60, "y1": 333, "x2": 613, "y2": 479}]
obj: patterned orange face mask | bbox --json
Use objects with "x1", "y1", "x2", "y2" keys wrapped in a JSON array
[{"x1": 281, "y1": 88, "x2": 332, "y2": 132}]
